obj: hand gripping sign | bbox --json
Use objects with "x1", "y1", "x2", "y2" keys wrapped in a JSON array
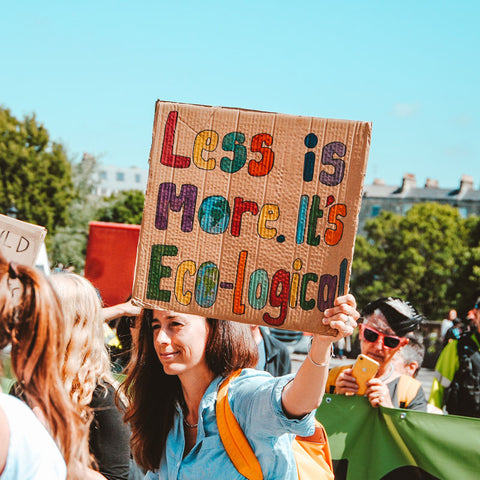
[{"x1": 133, "y1": 101, "x2": 371, "y2": 335}]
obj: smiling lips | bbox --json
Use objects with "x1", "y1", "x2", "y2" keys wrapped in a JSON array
[{"x1": 160, "y1": 351, "x2": 179, "y2": 361}]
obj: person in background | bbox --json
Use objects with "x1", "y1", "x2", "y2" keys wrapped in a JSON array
[
  {"x1": 442, "y1": 317, "x2": 463, "y2": 348},
  {"x1": 0, "y1": 253, "x2": 99, "y2": 479},
  {"x1": 121, "y1": 295, "x2": 358, "y2": 479},
  {"x1": 464, "y1": 309, "x2": 476, "y2": 333},
  {"x1": 391, "y1": 334, "x2": 424, "y2": 378},
  {"x1": 104, "y1": 299, "x2": 141, "y2": 374},
  {"x1": 391, "y1": 335, "x2": 443, "y2": 414},
  {"x1": 327, "y1": 297, "x2": 428, "y2": 411},
  {"x1": 49, "y1": 273, "x2": 132, "y2": 480},
  {"x1": 440, "y1": 309, "x2": 457, "y2": 341},
  {"x1": 429, "y1": 296, "x2": 480, "y2": 417},
  {"x1": 250, "y1": 325, "x2": 291, "y2": 376},
  {"x1": 334, "y1": 338, "x2": 347, "y2": 359}
]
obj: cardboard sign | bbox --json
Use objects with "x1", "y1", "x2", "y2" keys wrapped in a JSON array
[
  {"x1": 0, "y1": 214, "x2": 47, "y2": 267},
  {"x1": 133, "y1": 101, "x2": 371, "y2": 334},
  {"x1": 84, "y1": 221, "x2": 141, "y2": 307}
]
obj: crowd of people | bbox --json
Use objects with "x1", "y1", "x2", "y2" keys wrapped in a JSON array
[
  {"x1": 430, "y1": 300, "x2": 480, "y2": 417},
  {"x1": 0, "y1": 248, "x2": 479, "y2": 479}
]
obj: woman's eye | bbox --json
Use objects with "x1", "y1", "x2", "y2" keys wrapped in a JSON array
[{"x1": 151, "y1": 323, "x2": 161, "y2": 330}]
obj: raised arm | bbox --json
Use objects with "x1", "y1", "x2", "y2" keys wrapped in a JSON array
[
  {"x1": 281, "y1": 294, "x2": 358, "y2": 418},
  {"x1": 102, "y1": 299, "x2": 141, "y2": 323}
]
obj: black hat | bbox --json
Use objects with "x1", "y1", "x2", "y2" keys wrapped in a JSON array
[{"x1": 361, "y1": 297, "x2": 423, "y2": 337}]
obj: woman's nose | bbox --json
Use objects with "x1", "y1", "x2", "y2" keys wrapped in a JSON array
[{"x1": 155, "y1": 327, "x2": 171, "y2": 344}]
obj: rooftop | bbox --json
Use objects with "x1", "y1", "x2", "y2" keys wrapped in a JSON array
[{"x1": 364, "y1": 174, "x2": 480, "y2": 201}]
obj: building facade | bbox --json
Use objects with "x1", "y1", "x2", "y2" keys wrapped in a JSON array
[
  {"x1": 94, "y1": 164, "x2": 480, "y2": 235},
  {"x1": 358, "y1": 173, "x2": 480, "y2": 235},
  {"x1": 94, "y1": 165, "x2": 148, "y2": 197}
]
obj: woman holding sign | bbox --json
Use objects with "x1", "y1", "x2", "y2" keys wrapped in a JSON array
[{"x1": 121, "y1": 294, "x2": 358, "y2": 479}]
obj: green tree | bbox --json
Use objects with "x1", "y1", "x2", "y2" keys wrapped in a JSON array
[
  {"x1": 458, "y1": 214, "x2": 480, "y2": 313},
  {"x1": 0, "y1": 107, "x2": 74, "y2": 233},
  {"x1": 49, "y1": 154, "x2": 100, "y2": 270},
  {"x1": 351, "y1": 203, "x2": 477, "y2": 319},
  {"x1": 95, "y1": 190, "x2": 145, "y2": 225}
]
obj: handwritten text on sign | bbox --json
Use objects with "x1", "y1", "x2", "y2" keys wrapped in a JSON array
[
  {"x1": 0, "y1": 214, "x2": 47, "y2": 267},
  {"x1": 134, "y1": 103, "x2": 371, "y2": 333}
]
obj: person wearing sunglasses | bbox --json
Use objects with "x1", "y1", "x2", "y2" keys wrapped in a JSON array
[{"x1": 326, "y1": 297, "x2": 427, "y2": 411}]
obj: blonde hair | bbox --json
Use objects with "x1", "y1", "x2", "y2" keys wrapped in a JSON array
[
  {"x1": 49, "y1": 273, "x2": 114, "y2": 415},
  {"x1": 0, "y1": 254, "x2": 91, "y2": 479}
]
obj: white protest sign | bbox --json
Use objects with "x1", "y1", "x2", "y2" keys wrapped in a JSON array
[{"x1": 0, "y1": 214, "x2": 47, "y2": 267}]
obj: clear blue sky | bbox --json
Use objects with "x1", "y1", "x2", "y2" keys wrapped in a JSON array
[{"x1": 1, "y1": 0, "x2": 479, "y2": 188}]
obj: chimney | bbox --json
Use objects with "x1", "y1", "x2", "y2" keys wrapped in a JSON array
[
  {"x1": 400, "y1": 173, "x2": 416, "y2": 192},
  {"x1": 459, "y1": 175, "x2": 474, "y2": 194},
  {"x1": 425, "y1": 178, "x2": 439, "y2": 189},
  {"x1": 373, "y1": 178, "x2": 385, "y2": 185}
]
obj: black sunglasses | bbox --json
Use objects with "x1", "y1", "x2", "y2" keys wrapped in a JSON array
[{"x1": 362, "y1": 325, "x2": 402, "y2": 349}]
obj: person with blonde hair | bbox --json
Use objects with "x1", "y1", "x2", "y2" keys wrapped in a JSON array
[
  {"x1": 0, "y1": 252, "x2": 94, "y2": 479},
  {"x1": 49, "y1": 273, "x2": 131, "y2": 480}
]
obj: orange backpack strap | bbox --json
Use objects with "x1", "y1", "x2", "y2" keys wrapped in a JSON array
[
  {"x1": 216, "y1": 371, "x2": 263, "y2": 480},
  {"x1": 325, "y1": 365, "x2": 351, "y2": 394},
  {"x1": 217, "y1": 372, "x2": 334, "y2": 480},
  {"x1": 397, "y1": 375, "x2": 422, "y2": 408},
  {"x1": 293, "y1": 419, "x2": 334, "y2": 480}
]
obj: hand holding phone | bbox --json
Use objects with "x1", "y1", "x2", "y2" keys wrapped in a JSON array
[{"x1": 351, "y1": 354, "x2": 380, "y2": 396}]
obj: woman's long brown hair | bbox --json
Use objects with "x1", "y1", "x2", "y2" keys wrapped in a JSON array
[
  {"x1": 121, "y1": 310, "x2": 259, "y2": 472},
  {"x1": 0, "y1": 253, "x2": 91, "y2": 479}
]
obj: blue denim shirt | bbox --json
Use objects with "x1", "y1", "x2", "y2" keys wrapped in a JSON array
[{"x1": 144, "y1": 369, "x2": 315, "y2": 480}]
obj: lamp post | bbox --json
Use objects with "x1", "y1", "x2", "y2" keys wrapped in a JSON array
[{"x1": 6, "y1": 203, "x2": 18, "y2": 219}]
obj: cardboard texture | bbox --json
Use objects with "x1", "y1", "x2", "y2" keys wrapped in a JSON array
[
  {"x1": 84, "y1": 221, "x2": 141, "y2": 307},
  {"x1": 0, "y1": 214, "x2": 47, "y2": 267},
  {"x1": 133, "y1": 101, "x2": 371, "y2": 334}
]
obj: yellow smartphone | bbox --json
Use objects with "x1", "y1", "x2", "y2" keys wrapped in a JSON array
[{"x1": 351, "y1": 354, "x2": 380, "y2": 396}]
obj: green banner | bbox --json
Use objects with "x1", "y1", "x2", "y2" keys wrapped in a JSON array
[{"x1": 316, "y1": 394, "x2": 480, "y2": 480}]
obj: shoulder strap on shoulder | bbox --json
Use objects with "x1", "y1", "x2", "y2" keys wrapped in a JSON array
[
  {"x1": 326, "y1": 365, "x2": 350, "y2": 394},
  {"x1": 216, "y1": 371, "x2": 263, "y2": 480},
  {"x1": 397, "y1": 375, "x2": 422, "y2": 408}
]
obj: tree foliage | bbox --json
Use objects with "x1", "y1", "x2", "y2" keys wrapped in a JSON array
[
  {"x1": 0, "y1": 107, "x2": 74, "y2": 233},
  {"x1": 95, "y1": 190, "x2": 145, "y2": 225},
  {"x1": 460, "y1": 214, "x2": 480, "y2": 312},
  {"x1": 0, "y1": 107, "x2": 146, "y2": 272},
  {"x1": 49, "y1": 154, "x2": 100, "y2": 270},
  {"x1": 351, "y1": 203, "x2": 480, "y2": 319},
  {"x1": 50, "y1": 188, "x2": 145, "y2": 271}
]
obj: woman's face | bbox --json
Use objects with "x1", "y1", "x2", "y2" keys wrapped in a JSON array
[{"x1": 151, "y1": 310, "x2": 210, "y2": 377}]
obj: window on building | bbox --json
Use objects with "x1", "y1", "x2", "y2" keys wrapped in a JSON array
[
  {"x1": 116, "y1": 172, "x2": 125, "y2": 181},
  {"x1": 402, "y1": 203, "x2": 413, "y2": 214},
  {"x1": 135, "y1": 174, "x2": 141, "y2": 183},
  {"x1": 100, "y1": 171, "x2": 107, "y2": 180},
  {"x1": 458, "y1": 207, "x2": 468, "y2": 218},
  {"x1": 370, "y1": 205, "x2": 381, "y2": 217}
]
